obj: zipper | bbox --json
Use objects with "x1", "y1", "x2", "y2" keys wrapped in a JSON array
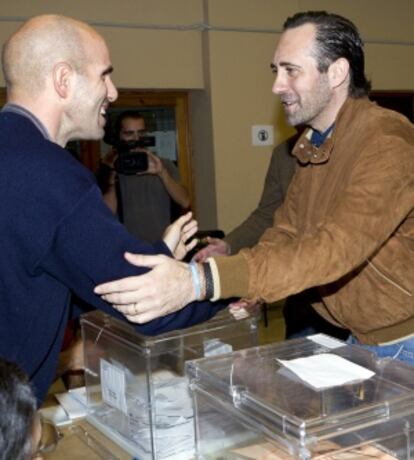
[
  {"x1": 303, "y1": 163, "x2": 318, "y2": 234},
  {"x1": 367, "y1": 260, "x2": 412, "y2": 297}
]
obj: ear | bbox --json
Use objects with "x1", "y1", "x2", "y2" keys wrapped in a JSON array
[
  {"x1": 52, "y1": 62, "x2": 73, "y2": 99},
  {"x1": 328, "y1": 57, "x2": 349, "y2": 89}
]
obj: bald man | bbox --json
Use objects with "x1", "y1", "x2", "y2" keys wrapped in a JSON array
[{"x1": 0, "y1": 15, "x2": 225, "y2": 403}]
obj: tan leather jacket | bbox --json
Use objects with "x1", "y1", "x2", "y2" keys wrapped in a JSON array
[{"x1": 214, "y1": 97, "x2": 414, "y2": 345}]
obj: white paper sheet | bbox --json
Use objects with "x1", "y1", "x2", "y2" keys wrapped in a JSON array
[
  {"x1": 277, "y1": 353, "x2": 375, "y2": 389},
  {"x1": 307, "y1": 334, "x2": 345, "y2": 350},
  {"x1": 55, "y1": 391, "x2": 87, "y2": 420}
]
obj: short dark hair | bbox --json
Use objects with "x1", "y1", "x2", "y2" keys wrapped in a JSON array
[
  {"x1": 283, "y1": 11, "x2": 371, "y2": 97},
  {"x1": 0, "y1": 358, "x2": 37, "y2": 460},
  {"x1": 114, "y1": 110, "x2": 145, "y2": 141}
]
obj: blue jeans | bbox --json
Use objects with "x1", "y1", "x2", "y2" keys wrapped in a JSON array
[{"x1": 347, "y1": 335, "x2": 414, "y2": 365}]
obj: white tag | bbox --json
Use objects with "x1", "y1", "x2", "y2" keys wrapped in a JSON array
[
  {"x1": 307, "y1": 333, "x2": 344, "y2": 349},
  {"x1": 100, "y1": 359, "x2": 127, "y2": 414}
]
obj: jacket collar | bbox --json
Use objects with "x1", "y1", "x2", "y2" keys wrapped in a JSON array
[{"x1": 292, "y1": 97, "x2": 369, "y2": 165}]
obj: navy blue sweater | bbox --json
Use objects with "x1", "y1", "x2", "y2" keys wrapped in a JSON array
[{"x1": 0, "y1": 111, "x2": 225, "y2": 402}]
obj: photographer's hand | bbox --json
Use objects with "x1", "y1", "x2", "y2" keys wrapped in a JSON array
[
  {"x1": 141, "y1": 150, "x2": 163, "y2": 175},
  {"x1": 139, "y1": 151, "x2": 190, "y2": 209}
]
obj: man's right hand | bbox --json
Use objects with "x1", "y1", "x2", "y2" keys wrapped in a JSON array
[{"x1": 192, "y1": 237, "x2": 230, "y2": 262}]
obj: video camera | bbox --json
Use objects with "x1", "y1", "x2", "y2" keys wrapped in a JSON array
[{"x1": 114, "y1": 137, "x2": 156, "y2": 175}]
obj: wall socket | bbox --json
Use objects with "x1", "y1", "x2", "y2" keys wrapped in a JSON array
[{"x1": 251, "y1": 125, "x2": 274, "y2": 146}]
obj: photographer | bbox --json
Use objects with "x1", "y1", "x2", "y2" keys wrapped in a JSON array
[{"x1": 97, "y1": 111, "x2": 190, "y2": 243}]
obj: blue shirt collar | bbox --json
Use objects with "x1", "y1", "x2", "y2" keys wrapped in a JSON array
[{"x1": 310, "y1": 123, "x2": 335, "y2": 148}]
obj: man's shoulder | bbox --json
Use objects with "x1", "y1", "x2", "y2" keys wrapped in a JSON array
[
  {"x1": 336, "y1": 98, "x2": 414, "y2": 150},
  {"x1": 271, "y1": 137, "x2": 298, "y2": 166},
  {"x1": 343, "y1": 97, "x2": 413, "y2": 134},
  {"x1": 0, "y1": 110, "x2": 59, "y2": 156},
  {"x1": 0, "y1": 109, "x2": 44, "y2": 142},
  {"x1": 0, "y1": 111, "x2": 95, "y2": 193}
]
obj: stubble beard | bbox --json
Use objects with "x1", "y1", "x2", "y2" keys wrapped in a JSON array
[
  {"x1": 285, "y1": 75, "x2": 332, "y2": 127},
  {"x1": 71, "y1": 75, "x2": 106, "y2": 141}
]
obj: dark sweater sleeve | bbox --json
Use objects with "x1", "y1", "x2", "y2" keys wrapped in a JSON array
[
  {"x1": 38, "y1": 186, "x2": 226, "y2": 335},
  {"x1": 225, "y1": 140, "x2": 296, "y2": 253}
]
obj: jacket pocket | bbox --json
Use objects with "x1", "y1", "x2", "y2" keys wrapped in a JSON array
[{"x1": 327, "y1": 260, "x2": 414, "y2": 334}]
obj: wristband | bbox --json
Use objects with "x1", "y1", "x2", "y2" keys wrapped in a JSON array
[
  {"x1": 207, "y1": 258, "x2": 221, "y2": 301},
  {"x1": 189, "y1": 261, "x2": 201, "y2": 299},
  {"x1": 196, "y1": 262, "x2": 206, "y2": 299},
  {"x1": 202, "y1": 262, "x2": 214, "y2": 300}
]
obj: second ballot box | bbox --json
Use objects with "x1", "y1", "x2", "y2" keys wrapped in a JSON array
[{"x1": 186, "y1": 334, "x2": 414, "y2": 460}]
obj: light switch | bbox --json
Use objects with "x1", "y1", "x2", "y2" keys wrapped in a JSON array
[{"x1": 251, "y1": 125, "x2": 274, "y2": 146}]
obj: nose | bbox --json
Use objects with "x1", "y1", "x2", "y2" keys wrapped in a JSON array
[
  {"x1": 272, "y1": 73, "x2": 286, "y2": 95},
  {"x1": 106, "y1": 76, "x2": 118, "y2": 103}
]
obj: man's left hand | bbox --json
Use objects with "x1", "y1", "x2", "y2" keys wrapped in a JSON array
[{"x1": 163, "y1": 211, "x2": 198, "y2": 260}]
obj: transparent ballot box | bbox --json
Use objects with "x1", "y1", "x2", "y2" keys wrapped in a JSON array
[
  {"x1": 186, "y1": 334, "x2": 414, "y2": 460},
  {"x1": 80, "y1": 309, "x2": 258, "y2": 459}
]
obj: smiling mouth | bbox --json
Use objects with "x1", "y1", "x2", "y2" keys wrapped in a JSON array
[
  {"x1": 281, "y1": 101, "x2": 298, "y2": 111},
  {"x1": 99, "y1": 106, "x2": 109, "y2": 127},
  {"x1": 100, "y1": 99, "x2": 110, "y2": 117}
]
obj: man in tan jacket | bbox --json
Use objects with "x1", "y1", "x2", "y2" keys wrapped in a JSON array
[
  {"x1": 95, "y1": 12, "x2": 414, "y2": 362},
  {"x1": 192, "y1": 134, "x2": 349, "y2": 340}
]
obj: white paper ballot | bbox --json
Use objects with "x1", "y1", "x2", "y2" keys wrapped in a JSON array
[
  {"x1": 277, "y1": 353, "x2": 375, "y2": 389},
  {"x1": 55, "y1": 391, "x2": 87, "y2": 420},
  {"x1": 307, "y1": 333, "x2": 345, "y2": 350}
]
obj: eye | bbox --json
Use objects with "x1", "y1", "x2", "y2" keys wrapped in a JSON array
[
  {"x1": 270, "y1": 63, "x2": 278, "y2": 74},
  {"x1": 286, "y1": 67, "x2": 298, "y2": 77}
]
